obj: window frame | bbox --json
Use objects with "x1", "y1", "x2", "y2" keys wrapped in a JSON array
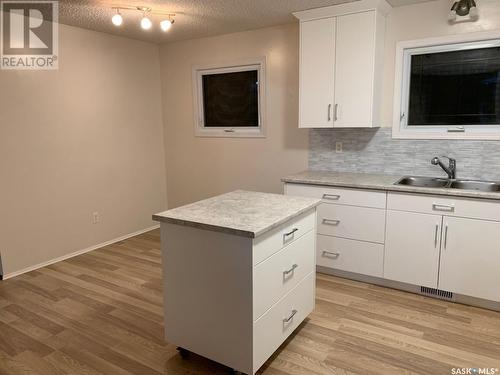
[
  {"x1": 192, "y1": 58, "x2": 266, "y2": 138},
  {"x1": 392, "y1": 30, "x2": 500, "y2": 140}
]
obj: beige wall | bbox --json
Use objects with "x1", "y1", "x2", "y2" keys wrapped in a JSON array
[
  {"x1": 381, "y1": 0, "x2": 500, "y2": 126},
  {"x1": 0, "y1": 24, "x2": 167, "y2": 276},
  {"x1": 159, "y1": 23, "x2": 308, "y2": 208}
]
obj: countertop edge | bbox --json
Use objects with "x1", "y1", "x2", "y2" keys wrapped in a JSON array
[
  {"x1": 152, "y1": 200, "x2": 321, "y2": 239},
  {"x1": 282, "y1": 176, "x2": 500, "y2": 201}
]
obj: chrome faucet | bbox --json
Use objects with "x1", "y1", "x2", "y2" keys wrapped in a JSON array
[{"x1": 431, "y1": 156, "x2": 456, "y2": 179}]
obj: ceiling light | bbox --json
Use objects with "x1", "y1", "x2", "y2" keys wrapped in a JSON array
[
  {"x1": 160, "y1": 19, "x2": 173, "y2": 32},
  {"x1": 111, "y1": 10, "x2": 123, "y2": 26},
  {"x1": 141, "y1": 15, "x2": 152, "y2": 30},
  {"x1": 110, "y1": 6, "x2": 176, "y2": 32},
  {"x1": 448, "y1": 0, "x2": 478, "y2": 22}
]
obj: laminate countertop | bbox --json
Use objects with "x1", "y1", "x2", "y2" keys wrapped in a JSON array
[
  {"x1": 282, "y1": 170, "x2": 500, "y2": 201},
  {"x1": 153, "y1": 190, "x2": 320, "y2": 238}
]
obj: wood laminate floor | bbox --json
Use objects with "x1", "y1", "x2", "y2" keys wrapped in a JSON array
[{"x1": 0, "y1": 229, "x2": 499, "y2": 375}]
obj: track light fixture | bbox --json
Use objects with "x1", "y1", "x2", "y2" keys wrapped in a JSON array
[
  {"x1": 448, "y1": 0, "x2": 478, "y2": 22},
  {"x1": 111, "y1": 6, "x2": 176, "y2": 31},
  {"x1": 111, "y1": 9, "x2": 123, "y2": 26}
]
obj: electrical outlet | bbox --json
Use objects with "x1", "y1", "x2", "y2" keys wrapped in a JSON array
[
  {"x1": 335, "y1": 142, "x2": 343, "y2": 153},
  {"x1": 92, "y1": 212, "x2": 100, "y2": 224}
]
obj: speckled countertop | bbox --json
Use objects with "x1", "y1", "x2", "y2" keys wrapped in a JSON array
[
  {"x1": 282, "y1": 170, "x2": 500, "y2": 201},
  {"x1": 153, "y1": 190, "x2": 321, "y2": 238}
]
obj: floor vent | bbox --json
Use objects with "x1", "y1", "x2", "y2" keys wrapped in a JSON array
[{"x1": 420, "y1": 286, "x2": 454, "y2": 300}]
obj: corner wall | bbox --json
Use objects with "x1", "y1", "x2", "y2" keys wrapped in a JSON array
[
  {"x1": 0, "y1": 24, "x2": 167, "y2": 276},
  {"x1": 159, "y1": 23, "x2": 308, "y2": 208}
]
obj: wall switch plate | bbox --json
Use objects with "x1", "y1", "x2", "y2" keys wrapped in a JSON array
[
  {"x1": 335, "y1": 142, "x2": 343, "y2": 153},
  {"x1": 92, "y1": 212, "x2": 100, "y2": 224}
]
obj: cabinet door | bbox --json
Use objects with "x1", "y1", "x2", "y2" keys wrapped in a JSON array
[
  {"x1": 384, "y1": 210, "x2": 442, "y2": 288},
  {"x1": 439, "y1": 217, "x2": 500, "y2": 302},
  {"x1": 299, "y1": 18, "x2": 335, "y2": 128},
  {"x1": 334, "y1": 11, "x2": 376, "y2": 128}
]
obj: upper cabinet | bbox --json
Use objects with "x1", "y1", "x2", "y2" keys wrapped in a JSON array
[{"x1": 294, "y1": 0, "x2": 391, "y2": 128}]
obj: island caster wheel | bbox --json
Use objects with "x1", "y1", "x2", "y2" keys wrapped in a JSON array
[{"x1": 176, "y1": 347, "x2": 190, "y2": 359}]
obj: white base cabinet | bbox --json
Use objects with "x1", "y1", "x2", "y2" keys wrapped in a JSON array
[
  {"x1": 439, "y1": 217, "x2": 500, "y2": 302},
  {"x1": 286, "y1": 182, "x2": 500, "y2": 307},
  {"x1": 285, "y1": 183, "x2": 386, "y2": 279},
  {"x1": 384, "y1": 210, "x2": 442, "y2": 288}
]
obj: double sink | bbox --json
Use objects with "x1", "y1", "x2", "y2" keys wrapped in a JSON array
[{"x1": 396, "y1": 176, "x2": 500, "y2": 192}]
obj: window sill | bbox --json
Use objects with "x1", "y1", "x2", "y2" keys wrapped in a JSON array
[
  {"x1": 195, "y1": 128, "x2": 266, "y2": 139},
  {"x1": 392, "y1": 128, "x2": 500, "y2": 141}
]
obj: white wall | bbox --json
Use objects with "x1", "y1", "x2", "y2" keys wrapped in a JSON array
[
  {"x1": 159, "y1": 23, "x2": 309, "y2": 208},
  {"x1": 0, "y1": 24, "x2": 167, "y2": 276},
  {"x1": 381, "y1": 0, "x2": 500, "y2": 126}
]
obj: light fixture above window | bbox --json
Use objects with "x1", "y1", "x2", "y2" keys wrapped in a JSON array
[
  {"x1": 448, "y1": 0, "x2": 478, "y2": 22},
  {"x1": 110, "y1": 6, "x2": 175, "y2": 32}
]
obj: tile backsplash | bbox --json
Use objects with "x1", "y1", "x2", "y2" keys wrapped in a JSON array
[{"x1": 309, "y1": 128, "x2": 500, "y2": 181}]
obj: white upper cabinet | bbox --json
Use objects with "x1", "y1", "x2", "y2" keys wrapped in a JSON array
[
  {"x1": 299, "y1": 18, "x2": 336, "y2": 128},
  {"x1": 294, "y1": 0, "x2": 390, "y2": 128}
]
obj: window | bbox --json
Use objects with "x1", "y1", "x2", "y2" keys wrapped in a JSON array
[
  {"x1": 393, "y1": 31, "x2": 500, "y2": 140},
  {"x1": 193, "y1": 59, "x2": 266, "y2": 137}
]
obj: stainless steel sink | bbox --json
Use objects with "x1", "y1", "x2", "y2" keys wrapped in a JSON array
[
  {"x1": 396, "y1": 176, "x2": 450, "y2": 188},
  {"x1": 396, "y1": 176, "x2": 500, "y2": 192},
  {"x1": 449, "y1": 180, "x2": 500, "y2": 192}
]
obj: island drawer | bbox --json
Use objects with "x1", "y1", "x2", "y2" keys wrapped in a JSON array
[
  {"x1": 285, "y1": 183, "x2": 386, "y2": 209},
  {"x1": 317, "y1": 235, "x2": 384, "y2": 277},
  {"x1": 253, "y1": 209, "x2": 315, "y2": 266},
  {"x1": 317, "y1": 204, "x2": 386, "y2": 244},
  {"x1": 253, "y1": 230, "x2": 315, "y2": 320},
  {"x1": 253, "y1": 272, "x2": 314, "y2": 372},
  {"x1": 387, "y1": 192, "x2": 500, "y2": 222}
]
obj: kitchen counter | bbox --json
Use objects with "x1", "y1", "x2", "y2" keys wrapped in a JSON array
[
  {"x1": 282, "y1": 170, "x2": 500, "y2": 201},
  {"x1": 153, "y1": 190, "x2": 320, "y2": 238}
]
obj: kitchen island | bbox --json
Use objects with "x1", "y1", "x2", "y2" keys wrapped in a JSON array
[{"x1": 153, "y1": 190, "x2": 321, "y2": 374}]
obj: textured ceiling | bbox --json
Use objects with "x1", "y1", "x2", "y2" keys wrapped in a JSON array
[{"x1": 59, "y1": 0, "x2": 438, "y2": 44}]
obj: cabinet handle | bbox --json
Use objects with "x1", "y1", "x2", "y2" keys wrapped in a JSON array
[
  {"x1": 322, "y1": 250, "x2": 340, "y2": 258},
  {"x1": 283, "y1": 264, "x2": 298, "y2": 276},
  {"x1": 328, "y1": 104, "x2": 332, "y2": 121},
  {"x1": 444, "y1": 224, "x2": 448, "y2": 249},
  {"x1": 283, "y1": 309, "x2": 298, "y2": 323},
  {"x1": 283, "y1": 228, "x2": 298, "y2": 242},
  {"x1": 434, "y1": 224, "x2": 439, "y2": 247},
  {"x1": 322, "y1": 194, "x2": 340, "y2": 201},
  {"x1": 334, "y1": 104, "x2": 339, "y2": 121},
  {"x1": 432, "y1": 203, "x2": 455, "y2": 212},
  {"x1": 322, "y1": 219, "x2": 340, "y2": 226}
]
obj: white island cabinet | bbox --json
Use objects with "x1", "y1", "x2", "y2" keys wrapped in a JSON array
[{"x1": 153, "y1": 190, "x2": 320, "y2": 375}]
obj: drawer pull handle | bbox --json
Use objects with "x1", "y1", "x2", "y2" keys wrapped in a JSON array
[
  {"x1": 323, "y1": 219, "x2": 340, "y2": 226},
  {"x1": 444, "y1": 224, "x2": 449, "y2": 249},
  {"x1": 432, "y1": 203, "x2": 454, "y2": 212},
  {"x1": 323, "y1": 251, "x2": 340, "y2": 258},
  {"x1": 322, "y1": 194, "x2": 340, "y2": 201},
  {"x1": 283, "y1": 309, "x2": 298, "y2": 323},
  {"x1": 283, "y1": 228, "x2": 298, "y2": 242},
  {"x1": 283, "y1": 264, "x2": 298, "y2": 276}
]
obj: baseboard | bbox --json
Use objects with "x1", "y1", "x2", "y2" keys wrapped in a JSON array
[{"x1": 1, "y1": 225, "x2": 160, "y2": 280}]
